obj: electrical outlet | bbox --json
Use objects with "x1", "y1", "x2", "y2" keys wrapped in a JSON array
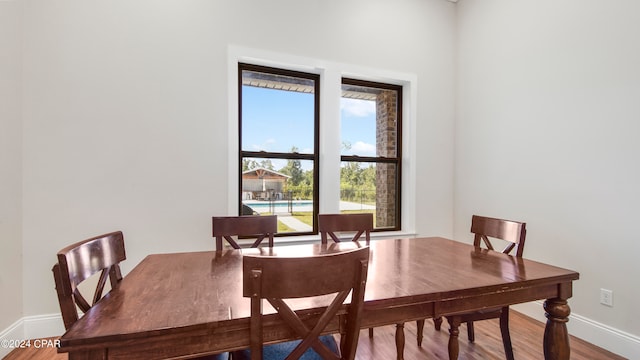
[{"x1": 600, "y1": 288, "x2": 613, "y2": 307}]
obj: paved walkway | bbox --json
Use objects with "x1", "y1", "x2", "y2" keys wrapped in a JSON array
[
  {"x1": 275, "y1": 201, "x2": 375, "y2": 232},
  {"x1": 339, "y1": 201, "x2": 375, "y2": 211},
  {"x1": 277, "y1": 214, "x2": 313, "y2": 232}
]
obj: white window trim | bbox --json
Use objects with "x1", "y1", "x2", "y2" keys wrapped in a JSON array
[{"x1": 227, "y1": 45, "x2": 417, "y2": 239}]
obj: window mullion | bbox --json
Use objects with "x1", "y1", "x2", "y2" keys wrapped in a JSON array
[{"x1": 318, "y1": 69, "x2": 342, "y2": 214}]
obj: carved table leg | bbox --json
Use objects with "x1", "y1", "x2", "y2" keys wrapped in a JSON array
[
  {"x1": 395, "y1": 323, "x2": 405, "y2": 360},
  {"x1": 544, "y1": 298, "x2": 571, "y2": 360},
  {"x1": 447, "y1": 316, "x2": 461, "y2": 360},
  {"x1": 434, "y1": 316, "x2": 443, "y2": 330},
  {"x1": 416, "y1": 319, "x2": 424, "y2": 346}
]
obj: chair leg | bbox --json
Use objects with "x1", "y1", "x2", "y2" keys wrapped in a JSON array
[
  {"x1": 433, "y1": 317, "x2": 443, "y2": 331},
  {"x1": 395, "y1": 323, "x2": 405, "y2": 360},
  {"x1": 466, "y1": 321, "x2": 475, "y2": 342},
  {"x1": 499, "y1": 308, "x2": 515, "y2": 360},
  {"x1": 416, "y1": 319, "x2": 424, "y2": 346},
  {"x1": 369, "y1": 327, "x2": 374, "y2": 338}
]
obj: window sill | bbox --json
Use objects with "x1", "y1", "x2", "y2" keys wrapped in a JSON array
[{"x1": 231, "y1": 230, "x2": 418, "y2": 249}]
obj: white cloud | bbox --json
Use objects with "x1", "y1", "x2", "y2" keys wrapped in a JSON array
[
  {"x1": 341, "y1": 98, "x2": 375, "y2": 117},
  {"x1": 251, "y1": 138, "x2": 277, "y2": 151},
  {"x1": 351, "y1": 141, "x2": 376, "y2": 156}
]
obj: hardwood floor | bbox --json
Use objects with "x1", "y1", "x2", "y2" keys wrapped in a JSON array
[
  {"x1": 3, "y1": 310, "x2": 624, "y2": 360},
  {"x1": 355, "y1": 310, "x2": 625, "y2": 360}
]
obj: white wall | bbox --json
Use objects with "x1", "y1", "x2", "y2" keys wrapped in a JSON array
[
  {"x1": 0, "y1": 0, "x2": 24, "y2": 331},
  {"x1": 17, "y1": 0, "x2": 456, "y2": 322},
  {"x1": 455, "y1": 0, "x2": 640, "y2": 356},
  {"x1": 6, "y1": 0, "x2": 638, "y2": 357}
]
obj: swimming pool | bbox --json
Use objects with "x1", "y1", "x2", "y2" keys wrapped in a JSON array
[
  {"x1": 243, "y1": 200, "x2": 313, "y2": 213},
  {"x1": 243, "y1": 200, "x2": 375, "y2": 213}
]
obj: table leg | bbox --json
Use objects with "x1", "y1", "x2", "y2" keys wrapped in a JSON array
[
  {"x1": 416, "y1": 319, "x2": 424, "y2": 346},
  {"x1": 395, "y1": 323, "x2": 405, "y2": 360},
  {"x1": 447, "y1": 316, "x2": 461, "y2": 360},
  {"x1": 543, "y1": 298, "x2": 571, "y2": 360},
  {"x1": 434, "y1": 316, "x2": 443, "y2": 330}
]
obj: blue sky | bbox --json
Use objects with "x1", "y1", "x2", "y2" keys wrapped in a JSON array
[{"x1": 242, "y1": 86, "x2": 376, "y2": 165}]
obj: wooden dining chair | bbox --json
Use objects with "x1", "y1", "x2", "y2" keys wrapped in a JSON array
[
  {"x1": 318, "y1": 213, "x2": 373, "y2": 244},
  {"x1": 234, "y1": 246, "x2": 370, "y2": 360},
  {"x1": 318, "y1": 213, "x2": 375, "y2": 340},
  {"x1": 52, "y1": 231, "x2": 127, "y2": 330},
  {"x1": 416, "y1": 215, "x2": 526, "y2": 360},
  {"x1": 53, "y1": 231, "x2": 230, "y2": 360},
  {"x1": 212, "y1": 215, "x2": 277, "y2": 251}
]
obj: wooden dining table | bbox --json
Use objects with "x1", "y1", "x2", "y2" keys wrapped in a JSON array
[{"x1": 57, "y1": 237, "x2": 579, "y2": 360}]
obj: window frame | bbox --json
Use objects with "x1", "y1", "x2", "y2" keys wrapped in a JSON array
[
  {"x1": 341, "y1": 78, "x2": 403, "y2": 232},
  {"x1": 227, "y1": 45, "x2": 418, "y2": 240},
  {"x1": 238, "y1": 63, "x2": 321, "y2": 235}
]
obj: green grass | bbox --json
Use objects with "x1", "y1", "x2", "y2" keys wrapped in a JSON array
[
  {"x1": 341, "y1": 209, "x2": 375, "y2": 215},
  {"x1": 271, "y1": 209, "x2": 378, "y2": 232},
  {"x1": 290, "y1": 210, "x2": 377, "y2": 228},
  {"x1": 278, "y1": 222, "x2": 294, "y2": 232},
  {"x1": 291, "y1": 212, "x2": 314, "y2": 226}
]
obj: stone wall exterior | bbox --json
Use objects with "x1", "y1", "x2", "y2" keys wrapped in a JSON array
[{"x1": 375, "y1": 91, "x2": 398, "y2": 228}]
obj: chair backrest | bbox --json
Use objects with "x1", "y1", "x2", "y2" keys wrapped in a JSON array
[
  {"x1": 243, "y1": 246, "x2": 369, "y2": 360},
  {"x1": 318, "y1": 213, "x2": 373, "y2": 245},
  {"x1": 212, "y1": 215, "x2": 277, "y2": 251},
  {"x1": 471, "y1": 215, "x2": 527, "y2": 257},
  {"x1": 52, "y1": 231, "x2": 126, "y2": 330}
]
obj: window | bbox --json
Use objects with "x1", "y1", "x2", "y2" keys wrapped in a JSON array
[
  {"x1": 341, "y1": 79, "x2": 402, "y2": 230},
  {"x1": 239, "y1": 63, "x2": 319, "y2": 235},
  {"x1": 237, "y1": 61, "x2": 405, "y2": 236}
]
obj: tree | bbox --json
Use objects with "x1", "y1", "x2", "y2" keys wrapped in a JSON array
[
  {"x1": 280, "y1": 147, "x2": 304, "y2": 186},
  {"x1": 243, "y1": 159, "x2": 275, "y2": 171},
  {"x1": 341, "y1": 162, "x2": 364, "y2": 186},
  {"x1": 243, "y1": 159, "x2": 259, "y2": 171},
  {"x1": 340, "y1": 162, "x2": 376, "y2": 203},
  {"x1": 259, "y1": 159, "x2": 275, "y2": 170}
]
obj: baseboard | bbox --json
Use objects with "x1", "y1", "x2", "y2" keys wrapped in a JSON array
[
  {"x1": 0, "y1": 318, "x2": 25, "y2": 358},
  {"x1": 23, "y1": 313, "x2": 65, "y2": 340},
  {"x1": 512, "y1": 301, "x2": 640, "y2": 359},
  {"x1": 3, "y1": 308, "x2": 639, "y2": 359},
  {"x1": 0, "y1": 313, "x2": 64, "y2": 358}
]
